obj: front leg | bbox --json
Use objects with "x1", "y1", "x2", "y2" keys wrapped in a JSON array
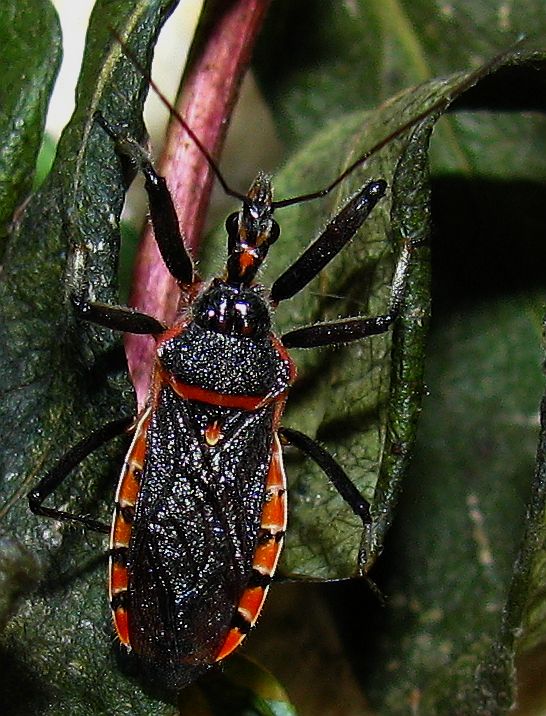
[
  {"x1": 71, "y1": 295, "x2": 166, "y2": 335},
  {"x1": 94, "y1": 112, "x2": 194, "y2": 285},
  {"x1": 270, "y1": 180, "x2": 387, "y2": 305}
]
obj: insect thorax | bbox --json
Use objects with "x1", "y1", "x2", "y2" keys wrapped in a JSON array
[{"x1": 157, "y1": 282, "x2": 293, "y2": 397}]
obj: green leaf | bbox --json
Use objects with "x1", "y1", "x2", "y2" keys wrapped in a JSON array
[
  {"x1": 0, "y1": 533, "x2": 39, "y2": 632},
  {"x1": 254, "y1": 0, "x2": 546, "y2": 149},
  {"x1": 0, "y1": 1, "x2": 183, "y2": 714},
  {"x1": 0, "y1": 0, "x2": 61, "y2": 255},
  {"x1": 361, "y1": 295, "x2": 545, "y2": 714}
]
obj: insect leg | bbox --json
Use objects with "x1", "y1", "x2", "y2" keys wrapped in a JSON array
[
  {"x1": 94, "y1": 111, "x2": 194, "y2": 285},
  {"x1": 282, "y1": 314, "x2": 394, "y2": 349},
  {"x1": 71, "y1": 296, "x2": 166, "y2": 335},
  {"x1": 279, "y1": 426, "x2": 374, "y2": 571},
  {"x1": 270, "y1": 180, "x2": 387, "y2": 304},
  {"x1": 278, "y1": 426, "x2": 371, "y2": 527},
  {"x1": 281, "y1": 239, "x2": 412, "y2": 348},
  {"x1": 28, "y1": 416, "x2": 133, "y2": 533}
]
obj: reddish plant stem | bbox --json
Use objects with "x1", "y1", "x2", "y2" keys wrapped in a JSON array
[{"x1": 124, "y1": 0, "x2": 272, "y2": 408}]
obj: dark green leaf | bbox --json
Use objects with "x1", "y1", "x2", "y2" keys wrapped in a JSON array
[
  {"x1": 361, "y1": 295, "x2": 544, "y2": 714},
  {"x1": 0, "y1": 0, "x2": 61, "y2": 255},
  {"x1": 0, "y1": 533, "x2": 39, "y2": 632},
  {"x1": 0, "y1": 1, "x2": 182, "y2": 714},
  {"x1": 255, "y1": 0, "x2": 546, "y2": 148}
]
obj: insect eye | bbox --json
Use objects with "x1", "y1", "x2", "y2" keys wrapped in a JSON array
[{"x1": 225, "y1": 212, "x2": 239, "y2": 235}]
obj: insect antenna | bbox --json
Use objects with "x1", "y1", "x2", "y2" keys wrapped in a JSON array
[
  {"x1": 110, "y1": 28, "x2": 247, "y2": 204},
  {"x1": 272, "y1": 40, "x2": 524, "y2": 210},
  {"x1": 113, "y1": 29, "x2": 521, "y2": 213}
]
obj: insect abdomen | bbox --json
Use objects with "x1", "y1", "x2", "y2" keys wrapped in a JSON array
[{"x1": 109, "y1": 387, "x2": 281, "y2": 688}]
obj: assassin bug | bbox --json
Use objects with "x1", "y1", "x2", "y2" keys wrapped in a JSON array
[{"x1": 26, "y1": 49, "x2": 425, "y2": 691}]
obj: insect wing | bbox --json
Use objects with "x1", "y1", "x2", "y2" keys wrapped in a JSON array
[{"x1": 114, "y1": 385, "x2": 279, "y2": 688}]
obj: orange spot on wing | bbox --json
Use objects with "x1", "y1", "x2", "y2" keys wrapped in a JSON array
[
  {"x1": 112, "y1": 514, "x2": 132, "y2": 547},
  {"x1": 239, "y1": 586, "x2": 266, "y2": 617},
  {"x1": 215, "y1": 435, "x2": 288, "y2": 662},
  {"x1": 204, "y1": 420, "x2": 223, "y2": 446},
  {"x1": 266, "y1": 440, "x2": 285, "y2": 489},
  {"x1": 215, "y1": 627, "x2": 244, "y2": 662},
  {"x1": 118, "y1": 469, "x2": 140, "y2": 506},
  {"x1": 261, "y1": 490, "x2": 285, "y2": 531},
  {"x1": 109, "y1": 408, "x2": 151, "y2": 652},
  {"x1": 130, "y1": 427, "x2": 147, "y2": 466},
  {"x1": 110, "y1": 562, "x2": 129, "y2": 593},
  {"x1": 261, "y1": 435, "x2": 287, "y2": 532},
  {"x1": 110, "y1": 410, "x2": 150, "y2": 549},
  {"x1": 254, "y1": 537, "x2": 282, "y2": 573},
  {"x1": 114, "y1": 608, "x2": 130, "y2": 646}
]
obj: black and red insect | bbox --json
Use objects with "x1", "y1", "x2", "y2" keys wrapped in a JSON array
[{"x1": 28, "y1": 85, "x2": 414, "y2": 688}]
